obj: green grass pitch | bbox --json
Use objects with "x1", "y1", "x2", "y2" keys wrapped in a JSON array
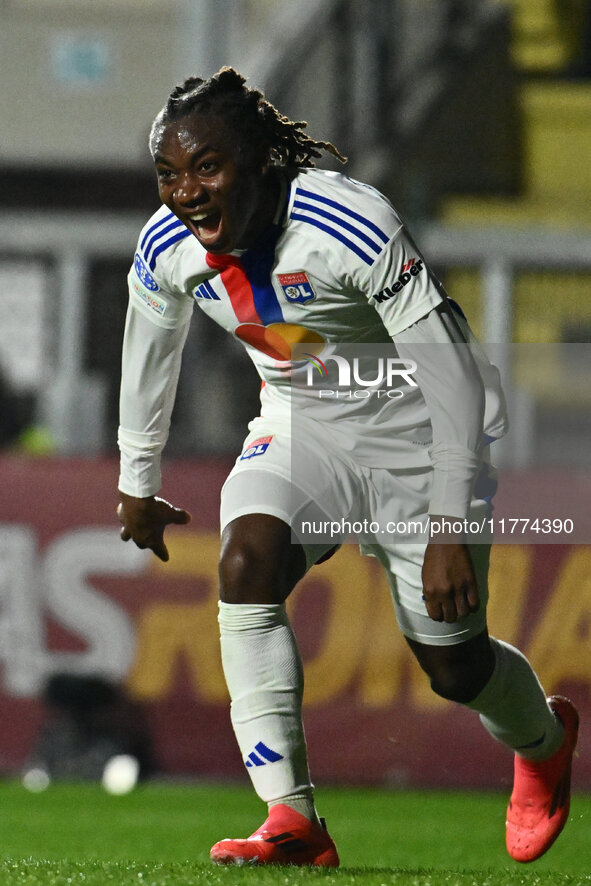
[{"x1": 0, "y1": 781, "x2": 590, "y2": 885}]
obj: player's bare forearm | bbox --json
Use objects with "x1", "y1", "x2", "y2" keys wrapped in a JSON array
[
  {"x1": 117, "y1": 491, "x2": 191, "y2": 562},
  {"x1": 421, "y1": 521, "x2": 478, "y2": 623}
]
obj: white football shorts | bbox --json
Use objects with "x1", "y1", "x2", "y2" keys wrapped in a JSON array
[{"x1": 220, "y1": 417, "x2": 494, "y2": 646}]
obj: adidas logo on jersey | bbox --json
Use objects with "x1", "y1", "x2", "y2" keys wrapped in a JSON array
[
  {"x1": 371, "y1": 258, "x2": 424, "y2": 303},
  {"x1": 244, "y1": 741, "x2": 284, "y2": 768},
  {"x1": 193, "y1": 279, "x2": 220, "y2": 301}
]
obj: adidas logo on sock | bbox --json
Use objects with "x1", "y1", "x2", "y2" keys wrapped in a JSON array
[{"x1": 245, "y1": 741, "x2": 284, "y2": 768}]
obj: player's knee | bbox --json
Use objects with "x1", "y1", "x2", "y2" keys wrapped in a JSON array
[
  {"x1": 218, "y1": 541, "x2": 284, "y2": 604},
  {"x1": 427, "y1": 661, "x2": 489, "y2": 704},
  {"x1": 408, "y1": 632, "x2": 495, "y2": 704},
  {"x1": 219, "y1": 543, "x2": 261, "y2": 602},
  {"x1": 429, "y1": 669, "x2": 473, "y2": 703}
]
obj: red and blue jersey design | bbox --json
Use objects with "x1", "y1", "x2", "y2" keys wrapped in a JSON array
[
  {"x1": 128, "y1": 168, "x2": 444, "y2": 371},
  {"x1": 191, "y1": 216, "x2": 326, "y2": 363},
  {"x1": 205, "y1": 225, "x2": 284, "y2": 325}
]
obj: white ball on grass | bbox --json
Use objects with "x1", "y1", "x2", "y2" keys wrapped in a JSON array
[
  {"x1": 101, "y1": 754, "x2": 140, "y2": 795},
  {"x1": 22, "y1": 767, "x2": 51, "y2": 792}
]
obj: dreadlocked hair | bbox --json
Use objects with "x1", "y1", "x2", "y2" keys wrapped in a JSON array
[{"x1": 150, "y1": 66, "x2": 347, "y2": 168}]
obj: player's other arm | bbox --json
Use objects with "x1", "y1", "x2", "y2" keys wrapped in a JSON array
[
  {"x1": 393, "y1": 303, "x2": 485, "y2": 623},
  {"x1": 117, "y1": 281, "x2": 193, "y2": 561},
  {"x1": 354, "y1": 216, "x2": 485, "y2": 621},
  {"x1": 118, "y1": 492, "x2": 190, "y2": 562}
]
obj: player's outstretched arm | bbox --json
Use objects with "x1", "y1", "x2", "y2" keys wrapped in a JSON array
[{"x1": 117, "y1": 492, "x2": 191, "y2": 562}]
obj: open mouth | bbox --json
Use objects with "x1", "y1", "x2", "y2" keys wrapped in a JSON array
[{"x1": 187, "y1": 210, "x2": 222, "y2": 246}]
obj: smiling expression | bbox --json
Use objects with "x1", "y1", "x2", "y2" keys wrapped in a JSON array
[{"x1": 153, "y1": 111, "x2": 278, "y2": 255}]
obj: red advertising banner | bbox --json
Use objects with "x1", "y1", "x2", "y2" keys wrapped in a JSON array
[{"x1": 0, "y1": 455, "x2": 589, "y2": 789}]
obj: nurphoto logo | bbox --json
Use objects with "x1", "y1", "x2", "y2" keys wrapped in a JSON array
[{"x1": 300, "y1": 350, "x2": 417, "y2": 400}]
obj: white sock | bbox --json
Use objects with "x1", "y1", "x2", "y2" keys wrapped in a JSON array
[
  {"x1": 218, "y1": 601, "x2": 317, "y2": 820},
  {"x1": 467, "y1": 637, "x2": 564, "y2": 760}
]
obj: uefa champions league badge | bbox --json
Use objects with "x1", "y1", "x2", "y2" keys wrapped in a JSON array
[
  {"x1": 277, "y1": 272, "x2": 316, "y2": 304},
  {"x1": 134, "y1": 253, "x2": 160, "y2": 292},
  {"x1": 240, "y1": 436, "x2": 273, "y2": 460}
]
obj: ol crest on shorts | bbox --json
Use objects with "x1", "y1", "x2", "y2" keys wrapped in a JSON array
[
  {"x1": 240, "y1": 436, "x2": 273, "y2": 460},
  {"x1": 277, "y1": 272, "x2": 316, "y2": 305}
]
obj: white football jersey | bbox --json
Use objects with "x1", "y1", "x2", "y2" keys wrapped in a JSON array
[
  {"x1": 119, "y1": 168, "x2": 507, "y2": 504},
  {"x1": 128, "y1": 169, "x2": 441, "y2": 354}
]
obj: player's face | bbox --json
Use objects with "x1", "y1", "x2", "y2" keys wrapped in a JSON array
[{"x1": 153, "y1": 111, "x2": 275, "y2": 254}]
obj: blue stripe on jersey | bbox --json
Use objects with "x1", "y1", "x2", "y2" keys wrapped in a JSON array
[
  {"x1": 139, "y1": 211, "x2": 176, "y2": 252},
  {"x1": 143, "y1": 218, "x2": 186, "y2": 265},
  {"x1": 240, "y1": 228, "x2": 284, "y2": 324},
  {"x1": 295, "y1": 187, "x2": 390, "y2": 244},
  {"x1": 291, "y1": 212, "x2": 375, "y2": 265},
  {"x1": 293, "y1": 199, "x2": 383, "y2": 256},
  {"x1": 148, "y1": 228, "x2": 192, "y2": 270}
]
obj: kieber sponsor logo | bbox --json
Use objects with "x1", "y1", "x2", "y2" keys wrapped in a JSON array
[
  {"x1": 240, "y1": 436, "x2": 273, "y2": 460},
  {"x1": 134, "y1": 252, "x2": 160, "y2": 292},
  {"x1": 371, "y1": 258, "x2": 424, "y2": 303},
  {"x1": 277, "y1": 271, "x2": 316, "y2": 304}
]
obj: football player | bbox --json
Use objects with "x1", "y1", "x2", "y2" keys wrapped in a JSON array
[{"x1": 117, "y1": 67, "x2": 578, "y2": 867}]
